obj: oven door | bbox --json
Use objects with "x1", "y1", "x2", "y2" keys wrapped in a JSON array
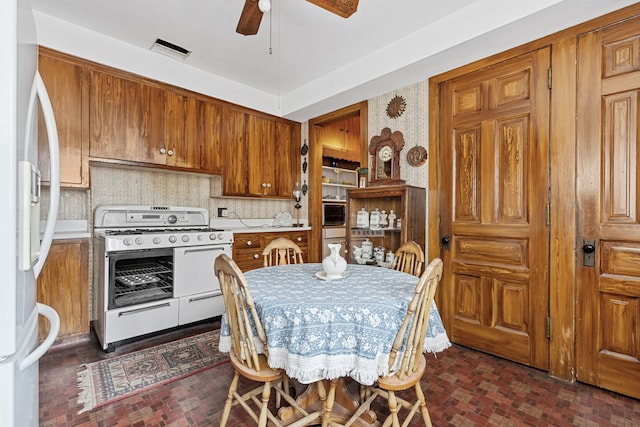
[{"x1": 173, "y1": 244, "x2": 231, "y2": 324}]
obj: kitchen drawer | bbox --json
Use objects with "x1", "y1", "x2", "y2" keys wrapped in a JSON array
[
  {"x1": 178, "y1": 292, "x2": 224, "y2": 325},
  {"x1": 105, "y1": 298, "x2": 179, "y2": 344},
  {"x1": 234, "y1": 234, "x2": 264, "y2": 251}
]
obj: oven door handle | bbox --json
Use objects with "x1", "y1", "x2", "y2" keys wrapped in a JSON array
[
  {"x1": 118, "y1": 302, "x2": 171, "y2": 317},
  {"x1": 181, "y1": 246, "x2": 227, "y2": 255}
]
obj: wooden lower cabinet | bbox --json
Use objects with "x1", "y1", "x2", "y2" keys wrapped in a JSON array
[
  {"x1": 233, "y1": 230, "x2": 309, "y2": 272},
  {"x1": 36, "y1": 239, "x2": 89, "y2": 342}
]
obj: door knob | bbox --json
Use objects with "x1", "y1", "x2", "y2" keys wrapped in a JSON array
[
  {"x1": 441, "y1": 235, "x2": 450, "y2": 245},
  {"x1": 582, "y1": 240, "x2": 595, "y2": 267}
]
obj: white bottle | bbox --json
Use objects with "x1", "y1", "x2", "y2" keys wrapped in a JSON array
[
  {"x1": 370, "y1": 208, "x2": 381, "y2": 229},
  {"x1": 356, "y1": 207, "x2": 369, "y2": 228}
]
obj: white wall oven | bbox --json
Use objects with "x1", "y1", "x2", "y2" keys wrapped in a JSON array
[{"x1": 93, "y1": 206, "x2": 232, "y2": 351}]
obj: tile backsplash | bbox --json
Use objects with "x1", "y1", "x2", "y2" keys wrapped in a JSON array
[{"x1": 41, "y1": 164, "x2": 308, "y2": 226}]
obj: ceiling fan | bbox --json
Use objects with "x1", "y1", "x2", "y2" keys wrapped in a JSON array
[{"x1": 236, "y1": 0, "x2": 359, "y2": 36}]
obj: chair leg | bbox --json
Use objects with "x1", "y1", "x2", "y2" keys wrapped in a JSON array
[
  {"x1": 414, "y1": 383, "x2": 432, "y2": 427},
  {"x1": 220, "y1": 371, "x2": 240, "y2": 427},
  {"x1": 386, "y1": 390, "x2": 400, "y2": 427},
  {"x1": 317, "y1": 379, "x2": 338, "y2": 427},
  {"x1": 258, "y1": 380, "x2": 273, "y2": 427}
]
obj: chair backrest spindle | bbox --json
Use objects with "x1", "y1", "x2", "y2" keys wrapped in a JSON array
[
  {"x1": 262, "y1": 237, "x2": 304, "y2": 267},
  {"x1": 391, "y1": 241, "x2": 425, "y2": 277},
  {"x1": 387, "y1": 258, "x2": 443, "y2": 377}
]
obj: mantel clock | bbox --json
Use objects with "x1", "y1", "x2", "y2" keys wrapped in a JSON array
[{"x1": 368, "y1": 127, "x2": 405, "y2": 186}]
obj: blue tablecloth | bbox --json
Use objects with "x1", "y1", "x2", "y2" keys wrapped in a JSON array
[{"x1": 219, "y1": 263, "x2": 450, "y2": 385}]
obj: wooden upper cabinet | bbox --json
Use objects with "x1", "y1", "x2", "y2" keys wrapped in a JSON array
[
  {"x1": 275, "y1": 121, "x2": 299, "y2": 198},
  {"x1": 222, "y1": 106, "x2": 301, "y2": 198},
  {"x1": 89, "y1": 69, "x2": 167, "y2": 165},
  {"x1": 321, "y1": 115, "x2": 360, "y2": 162},
  {"x1": 38, "y1": 49, "x2": 89, "y2": 188},
  {"x1": 165, "y1": 93, "x2": 223, "y2": 173},
  {"x1": 222, "y1": 107, "x2": 249, "y2": 196}
]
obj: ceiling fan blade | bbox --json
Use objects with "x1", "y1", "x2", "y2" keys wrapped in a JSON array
[
  {"x1": 306, "y1": 0, "x2": 359, "y2": 18},
  {"x1": 236, "y1": 0, "x2": 263, "y2": 36}
]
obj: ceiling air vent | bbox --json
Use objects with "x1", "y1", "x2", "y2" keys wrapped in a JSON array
[{"x1": 150, "y1": 38, "x2": 191, "y2": 61}]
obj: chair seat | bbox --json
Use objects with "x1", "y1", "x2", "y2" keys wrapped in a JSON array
[
  {"x1": 377, "y1": 354, "x2": 426, "y2": 391},
  {"x1": 229, "y1": 349, "x2": 282, "y2": 383}
]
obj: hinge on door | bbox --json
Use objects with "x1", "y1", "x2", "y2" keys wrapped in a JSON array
[
  {"x1": 547, "y1": 68, "x2": 552, "y2": 89},
  {"x1": 546, "y1": 203, "x2": 550, "y2": 226},
  {"x1": 546, "y1": 316, "x2": 551, "y2": 338}
]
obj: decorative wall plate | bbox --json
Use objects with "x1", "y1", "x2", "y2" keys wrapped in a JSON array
[
  {"x1": 386, "y1": 95, "x2": 406, "y2": 119},
  {"x1": 407, "y1": 145, "x2": 428, "y2": 167}
]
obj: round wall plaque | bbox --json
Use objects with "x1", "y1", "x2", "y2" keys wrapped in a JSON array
[{"x1": 407, "y1": 145, "x2": 428, "y2": 167}]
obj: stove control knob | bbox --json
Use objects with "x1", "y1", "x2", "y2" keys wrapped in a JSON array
[
  {"x1": 197, "y1": 234, "x2": 204, "y2": 241},
  {"x1": 153, "y1": 237, "x2": 161, "y2": 244},
  {"x1": 169, "y1": 236, "x2": 177, "y2": 243},
  {"x1": 182, "y1": 235, "x2": 190, "y2": 242},
  {"x1": 135, "y1": 237, "x2": 144, "y2": 245},
  {"x1": 217, "y1": 233, "x2": 226, "y2": 241},
  {"x1": 167, "y1": 214, "x2": 177, "y2": 224},
  {"x1": 123, "y1": 238, "x2": 133, "y2": 246},
  {"x1": 209, "y1": 233, "x2": 217, "y2": 241}
]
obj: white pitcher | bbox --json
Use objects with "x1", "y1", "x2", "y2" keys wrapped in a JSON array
[{"x1": 323, "y1": 243, "x2": 347, "y2": 278}]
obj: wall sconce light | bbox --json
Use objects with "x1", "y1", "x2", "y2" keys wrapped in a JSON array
[{"x1": 293, "y1": 181, "x2": 302, "y2": 227}]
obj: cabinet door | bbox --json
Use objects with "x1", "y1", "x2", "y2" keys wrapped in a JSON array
[
  {"x1": 200, "y1": 100, "x2": 224, "y2": 174},
  {"x1": 274, "y1": 121, "x2": 299, "y2": 198},
  {"x1": 38, "y1": 52, "x2": 89, "y2": 188},
  {"x1": 222, "y1": 107, "x2": 248, "y2": 195},
  {"x1": 37, "y1": 239, "x2": 89, "y2": 341},
  {"x1": 89, "y1": 70, "x2": 166, "y2": 164},
  {"x1": 164, "y1": 93, "x2": 222, "y2": 172},
  {"x1": 248, "y1": 115, "x2": 277, "y2": 196},
  {"x1": 343, "y1": 115, "x2": 361, "y2": 159}
]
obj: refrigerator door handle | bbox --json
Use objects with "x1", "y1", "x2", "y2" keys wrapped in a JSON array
[
  {"x1": 19, "y1": 303, "x2": 60, "y2": 371},
  {"x1": 27, "y1": 72, "x2": 60, "y2": 278}
]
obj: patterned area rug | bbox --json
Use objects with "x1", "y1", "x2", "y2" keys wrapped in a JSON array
[{"x1": 77, "y1": 329, "x2": 228, "y2": 414}]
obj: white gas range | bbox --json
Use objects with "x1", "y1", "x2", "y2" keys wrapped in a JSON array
[{"x1": 93, "y1": 205, "x2": 233, "y2": 351}]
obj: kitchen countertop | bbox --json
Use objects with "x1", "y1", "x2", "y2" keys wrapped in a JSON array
[
  {"x1": 40, "y1": 219, "x2": 91, "y2": 240},
  {"x1": 210, "y1": 218, "x2": 311, "y2": 233}
]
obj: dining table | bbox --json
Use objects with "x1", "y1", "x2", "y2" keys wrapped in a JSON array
[{"x1": 218, "y1": 263, "x2": 451, "y2": 425}]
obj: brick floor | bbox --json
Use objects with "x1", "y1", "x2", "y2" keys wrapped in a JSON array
[{"x1": 39, "y1": 319, "x2": 640, "y2": 426}]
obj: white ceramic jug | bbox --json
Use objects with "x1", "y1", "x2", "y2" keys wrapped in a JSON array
[{"x1": 323, "y1": 243, "x2": 347, "y2": 278}]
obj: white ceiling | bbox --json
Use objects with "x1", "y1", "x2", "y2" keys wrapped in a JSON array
[{"x1": 31, "y1": 0, "x2": 637, "y2": 122}]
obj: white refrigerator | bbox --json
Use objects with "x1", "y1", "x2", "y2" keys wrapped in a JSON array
[{"x1": 0, "y1": 0, "x2": 61, "y2": 425}]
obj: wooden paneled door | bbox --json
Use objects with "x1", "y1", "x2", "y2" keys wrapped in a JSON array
[
  {"x1": 439, "y1": 48, "x2": 551, "y2": 369},
  {"x1": 576, "y1": 16, "x2": 640, "y2": 399}
]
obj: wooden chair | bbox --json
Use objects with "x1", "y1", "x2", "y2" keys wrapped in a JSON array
[
  {"x1": 328, "y1": 258, "x2": 444, "y2": 427},
  {"x1": 390, "y1": 241, "x2": 425, "y2": 277},
  {"x1": 262, "y1": 237, "x2": 304, "y2": 267},
  {"x1": 215, "y1": 254, "x2": 321, "y2": 427}
]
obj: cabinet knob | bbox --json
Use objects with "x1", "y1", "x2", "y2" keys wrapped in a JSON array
[
  {"x1": 167, "y1": 149, "x2": 174, "y2": 156},
  {"x1": 159, "y1": 148, "x2": 166, "y2": 154},
  {"x1": 297, "y1": 237, "x2": 302, "y2": 242},
  {"x1": 246, "y1": 240, "x2": 253, "y2": 246},
  {"x1": 253, "y1": 254, "x2": 259, "y2": 259}
]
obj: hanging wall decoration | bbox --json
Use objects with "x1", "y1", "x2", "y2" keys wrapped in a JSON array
[
  {"x1": 386, "y1": 95, "x2": 406, "y2": 119},
  {"x1": 407, "y1": 145, "x2": 428, "y2": 167}
]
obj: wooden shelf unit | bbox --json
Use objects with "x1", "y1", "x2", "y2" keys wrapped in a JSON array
[{"x1": 346, "y1": 185, "x2": 426, "y2": 263}]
